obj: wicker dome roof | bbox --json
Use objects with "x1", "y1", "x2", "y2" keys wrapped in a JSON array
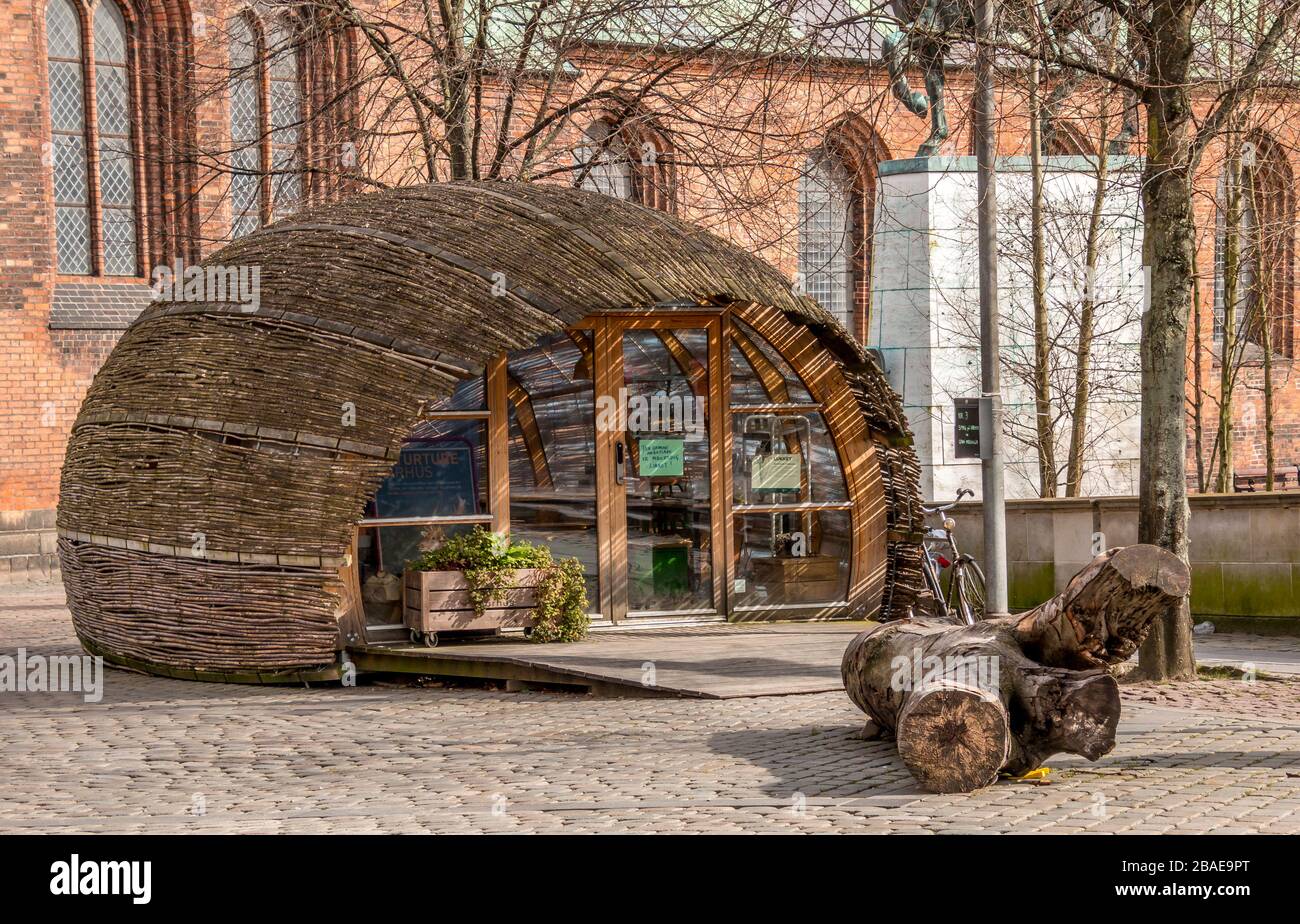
[{"x1": 58, "y1": 181, "x2": 922, "y2": 678}]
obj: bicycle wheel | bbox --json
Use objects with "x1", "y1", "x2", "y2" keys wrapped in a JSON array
[{"x1": 953, "y1": 556, "x2": 986, "y2": 624}]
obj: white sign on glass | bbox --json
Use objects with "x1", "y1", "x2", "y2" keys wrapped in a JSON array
[{"x1": 751, "y1": 453, "x2": 802, "y2": 493}]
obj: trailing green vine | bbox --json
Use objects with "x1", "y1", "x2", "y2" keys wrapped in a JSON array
[{"x1": 407, "y1": 528, "x2": 589, "y2": 643}]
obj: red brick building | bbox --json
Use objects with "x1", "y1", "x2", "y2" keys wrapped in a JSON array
[{"x1": 1, "y1": 0, "x2": 1296, "y2": 581}]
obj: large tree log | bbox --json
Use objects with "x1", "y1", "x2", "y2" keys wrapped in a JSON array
[{"x1": 842, "y1": 545, "x2": 1190, "y2": 793}]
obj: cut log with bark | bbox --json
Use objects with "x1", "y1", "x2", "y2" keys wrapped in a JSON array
[{"x1": 842, "y1": 545, "x2": 1190, "y2": 793}]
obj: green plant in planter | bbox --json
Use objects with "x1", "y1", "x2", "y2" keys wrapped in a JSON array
[{"x1": 407, "y1": 528, "x2": 590, "y2": 643}]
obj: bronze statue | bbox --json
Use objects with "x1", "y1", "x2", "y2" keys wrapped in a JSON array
[{"x1": 883, "y1": 1, "x2": 1130, "y2": 157}]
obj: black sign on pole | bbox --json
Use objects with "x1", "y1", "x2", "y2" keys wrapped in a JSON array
[{"x1": 954, "y1": 398, "x2": 981, "y2": 459}]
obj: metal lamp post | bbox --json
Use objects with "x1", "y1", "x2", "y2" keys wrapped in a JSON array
[{"x1": 973, "y1": 0, "x2": 1009, "y2": 616}]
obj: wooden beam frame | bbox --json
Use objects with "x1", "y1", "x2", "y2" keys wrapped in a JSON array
[
  {"x1": 731, "y1": 302, "x2": 887, "y2": 619},
  {"x1": 348, "y1": 302, "x2": 884, "y2": 634},
  {"x1": 487, "y1": 354, "x2": 510, "y2": 533},
  {"x1": 505, "y1": 372, "x2": 554, "y2": 490}
]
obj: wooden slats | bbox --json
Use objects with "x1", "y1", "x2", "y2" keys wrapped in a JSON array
[{"x1": 59, "y1": 181, "x2": 924, "y2": 678}]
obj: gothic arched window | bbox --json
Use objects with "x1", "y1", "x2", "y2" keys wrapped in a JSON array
[
  {"x1": 798, "y1": 148, "x2": 853, "y2": 328},
  {"x1": 575, "y1": 117, "x2": 675, "y2": 211},
  {"x1": 1214, "y1": 133, "x2": 1294, "y2": 359},
  {"x1": 46, "y1": 0, "x2": 140, "y2": 275},
  {"x1": 228, "y1": 10, "x2": 303, "y2": 238}
]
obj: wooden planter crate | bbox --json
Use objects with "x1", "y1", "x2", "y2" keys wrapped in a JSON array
[{"x1": 403, "y1": 568, "x2": 543, "y2": 642}]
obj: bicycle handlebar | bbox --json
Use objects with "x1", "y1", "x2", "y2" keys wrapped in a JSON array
[{"x1": 921, "y1": 488, "x2": 974, "y2": 515}]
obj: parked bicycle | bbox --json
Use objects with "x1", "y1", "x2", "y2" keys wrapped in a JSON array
[{"x1": 917, "y1": 488, "x2": 986, "y2": 625}]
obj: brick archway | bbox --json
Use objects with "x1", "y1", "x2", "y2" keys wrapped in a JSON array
[{"x1": 135, "y1": 0, "x2": 199, "y2": 265}]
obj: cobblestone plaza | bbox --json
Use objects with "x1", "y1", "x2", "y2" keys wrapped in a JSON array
[{"x1": 3, "y1": 584, "x2": 1297, "y2": 835}]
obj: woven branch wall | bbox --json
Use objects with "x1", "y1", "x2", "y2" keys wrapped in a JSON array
[{"x1": 57, "y1": 181, "x2": 925, "y2": 677}]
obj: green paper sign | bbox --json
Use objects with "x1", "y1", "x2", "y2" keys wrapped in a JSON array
[{"x1": 639, "y1": 438, "x2": 685, "y2": 477}]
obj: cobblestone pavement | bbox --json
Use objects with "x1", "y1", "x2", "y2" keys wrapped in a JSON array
[{"x1": 2, "y1": 583, "x2": 1298, "y2": 834}]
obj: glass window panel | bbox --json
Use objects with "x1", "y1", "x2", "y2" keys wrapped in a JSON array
[
  {"x1": 728, "y1": 319, "x2": 814, "y2": 404},
  {"x1": 54, "y1": 206, "x2": 91, "y2": 274},
  {"x1": 1213, "y1": 164, "x2": 1258, "y2": 344},
  {"x1": 270, "y1": 143, "x2": 300, "y2": 217},
  {"x1": 266, "y1": 21, "x2": 298, "y2": 80},
  {"x1": 229, "y1": 166, "x2": 261, "y2": 240},
  {"x1": 732, "y1": 509, "x2": 851, "y2": 607},
  {"x1": 47, "y1": 0, "x2": 88, "y2": 276},
  {"x1": 269, "y1": 70, "x2": 301, "y2": 146},
  {"x1": 229, "y1": 13, "x2": 255, "y2": 68},
  {"x1": 46, "y1": 0, "x2": 82, "y2": 60},
  {"x1": 101, "y1": 207, "x2": 136, "y2": 275},
  {"x1": 228, "y1": 15, "x2": 261, "y2": 237},
  {"x1": 576, "y1": 121, "x2": 632, "y2": 200},
  {"x1": 365, "y1": 419, "x2": 488, "y2": 520},
  {"x1": 798, "y1": 148, "x2": 853, "y2": 328},
  {"x1": 507, "y1": 331, "x2": 601, "y2": 614},
  {"x1": 732, "y1": 411, "x2": 847, "y2": 505},
  {"x1": 620, "y1": 329, "x2": 713, "y2": 613},
  {"x1": 48, "y1": 61, "x2": 85, "y2": 133},
  {"x1": 807, "y1": 413, "x2": 849, "y2": 503},
  {"x1": 92, "y1": 3, "x2": 136, "y2": 276},
  {"x1": 92, "y1": 0, "x2": 127, "y2": 64},
  {"x1": 729, "y1": 342, "x2": 771, "y2": 404},
  {"x1": 229, "y1": 79, "x2": 259, "y2": 146},
  {"x1": 95, "y1": 64, "x2": 129, "y2": 136},
  {"x1": 52, "y1": 133, "x2": 87, "y2": 204},
  {"x1": 358, "y1": 522, "x2": 482, "y2": 627},
  {"x1": 430, "y1": 374, "x2": 487, "y2": 412},
  {"x1": 267, "y1": 19, "x2": 300, "y2": 219},
  {"x1": 98, "y1": 134, "x2": 133, "y2": 207}
]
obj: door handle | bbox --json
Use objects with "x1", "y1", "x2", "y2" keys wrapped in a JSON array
[{"x1": 615, "y1": 440, "x2": 626, "y2": 485}]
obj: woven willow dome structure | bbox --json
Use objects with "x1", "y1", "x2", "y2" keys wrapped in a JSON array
[{"x1": 58, "y1": 181, "x2": 926, "y2": 681}]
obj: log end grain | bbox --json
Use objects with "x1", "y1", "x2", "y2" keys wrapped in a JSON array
[{"x1": 896, "y1": 681, "x2": 1010, "y2": 793}]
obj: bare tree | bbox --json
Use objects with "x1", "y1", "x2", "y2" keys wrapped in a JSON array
[
  {"x1": 867, "y1": 0, "x2": 1300, "y2": 677},
  {"x1": 939, "y1": 155, "x2": 1143, "y2": 499},
  {"x1": 182, "y1": 0, "x2": 908, "y2": 256}
]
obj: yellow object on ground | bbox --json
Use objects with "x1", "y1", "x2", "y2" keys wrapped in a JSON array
[{"x1": 1001, "y1": 767, "x2": 1053, "y2": 782}]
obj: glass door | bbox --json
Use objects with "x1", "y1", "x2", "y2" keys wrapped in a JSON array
[{"x1": 596, "y1": 316, "x2": 726, "y2": 620}]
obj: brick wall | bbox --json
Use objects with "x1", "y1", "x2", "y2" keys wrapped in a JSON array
[
  {"x1": 4, "y1": 0, "x2": 1300, "y2": 583},
  {"x1": 2, "y1": 0, "x2": 65, "y2": 567}
]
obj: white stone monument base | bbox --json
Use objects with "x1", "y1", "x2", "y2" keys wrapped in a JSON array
[{"x1": 869, "y1": 156, "x2": 1145, "y2": 502}]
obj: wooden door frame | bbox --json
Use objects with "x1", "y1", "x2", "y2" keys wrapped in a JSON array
[
  {"x1": 729, "y1": 302, "x2": 886, "y2": 618},
  {"x1": 583, "y1": 312, "x2": 729, "y2": 622},
  {"x1": 344, "y1": 300, "x2": 885, "y2": 649}
]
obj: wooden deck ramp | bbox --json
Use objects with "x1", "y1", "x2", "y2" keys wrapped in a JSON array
[{"x1": 348, "y1": 622, "x2": 874, "y2": 698}]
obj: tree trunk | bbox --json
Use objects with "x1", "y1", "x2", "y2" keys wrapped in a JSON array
[
  {"x1": 1253, "y1": 165, "x2": 1277, "y2": 489},
  {"x1": 1065, "y1": 125, "x2": 1109, "y2": 495},
  {"x1": 1263, "y1": 307, "x2": 1276, "y2": 488},
  {"x1": 1191, "y1": 250, "x2": 1208, "y2": 494},
  {"x1": 843, "y1": 545, "x2": 1189, "y2": 792},
  {"x1": 1217, "y1": 145, "x2": 1242, "y2": 493},
  {"x1": 1135, "y1": 1, "x2": 1198, "y2": 681},
  {"x1": 438, "y1": 0, "x2": 472, "y2": 180},
  {"x1": 1029, "y1": 61, "x2": 1057, "y2": 497}
]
